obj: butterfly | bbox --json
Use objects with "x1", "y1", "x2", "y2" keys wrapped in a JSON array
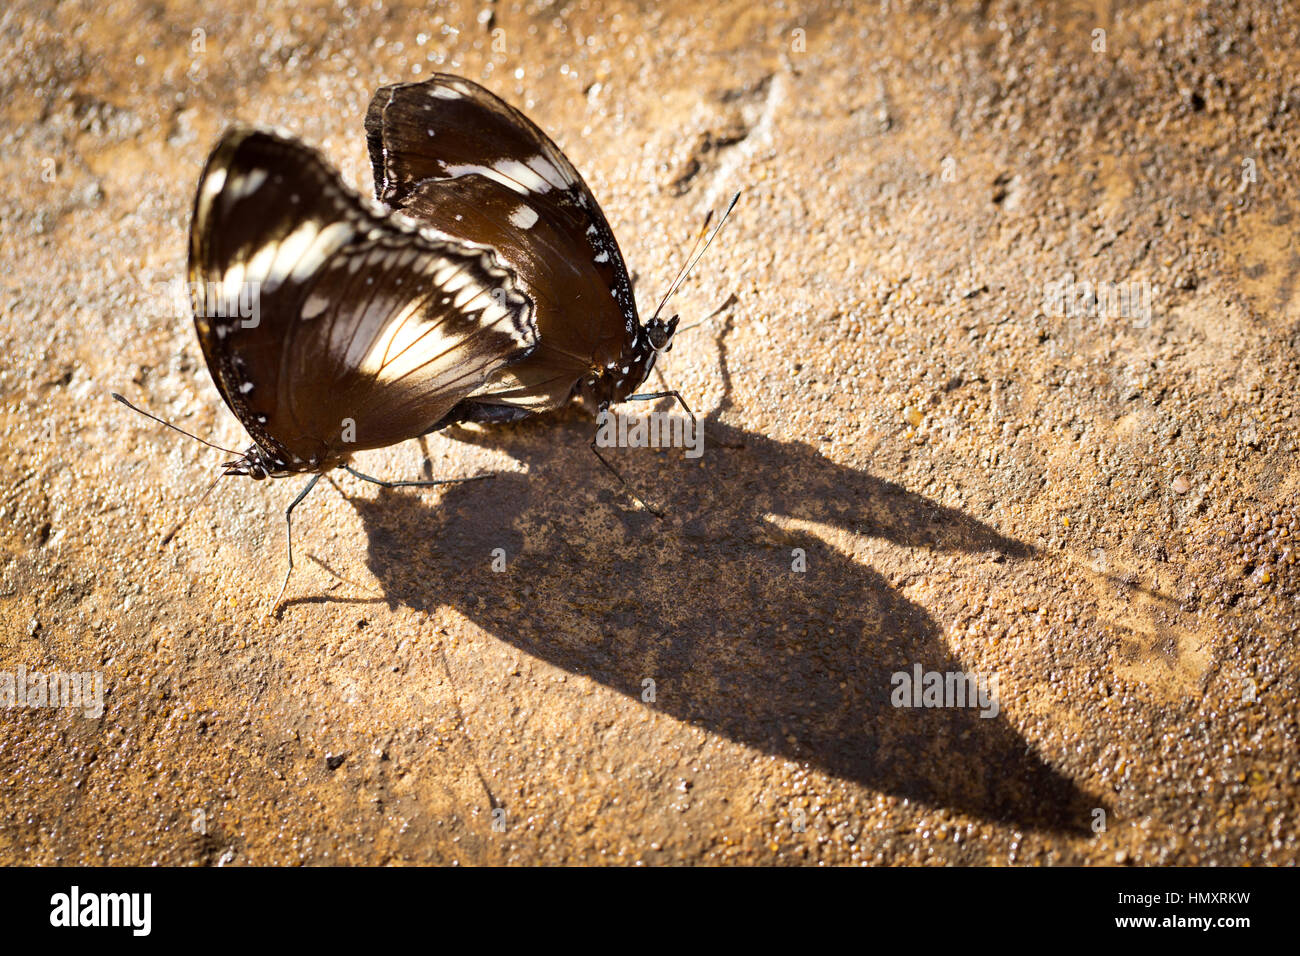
[
  {"x1": 116, "y1": 73, "x2": 736, "y2": 611},
  {"x1": 364, "y1": 76, "x2": 736, "y2": 491}
]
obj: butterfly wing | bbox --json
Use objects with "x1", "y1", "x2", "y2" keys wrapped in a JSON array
[
  {"x1": 188, "y1": 127, "x2": 537, "y2": 470},
  {"x1": 365, "y1": 75, "x2": 639, "y2": 414}
]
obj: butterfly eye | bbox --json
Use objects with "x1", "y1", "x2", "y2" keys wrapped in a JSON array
[{"x1": 647, "y1": 314, "x2": 679, "y2": 352}]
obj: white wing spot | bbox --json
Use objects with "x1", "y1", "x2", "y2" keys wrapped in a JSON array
[
  {"x1": 198, "y1": 165, "x2": 227, "y2": 211},
  {"x1": 480, "y1": 301, "x2": 509, "y2": 325},
  {"x1": 301, "y1": 291, "x2": 331, "y2": 320},
  {"x1": 243, "y1": 241, "x2": 279, "y2": 285},
  {"x1": 526, "y1": 154, "x2": 571, "y2": 189},
  {"x1": 509, "y1": 205, "x2": 539, "y2": 229},
  {"x1": 444, "y1": 163, "x2": 531, "y2": 196},
  {"x1": 454, "y1": 284, "x2": 484, "y2": 309},
  {"x1": 288, "y1": 222, "x2": 355, "y2": 286},
  {"x1": 220, "y1": 261, "x2": 246, "y2": 306},
  {"x1": 263, "y1": 221, "x2": 319, "y2": 292},
  {"x1": 228, "y1": 169, "x2": 267, "y2": 201},
  {"x1": 443, "y1": 270, "x2": 472, "y2": 294},
  {"x1": 494, "y1": 159, "x2": 552, "y2": 194}
]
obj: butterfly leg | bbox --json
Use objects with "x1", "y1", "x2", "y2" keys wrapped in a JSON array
[
  {"x1": 592, "y1": 391, "x2": 705, "y2": 517},
  {"x1": 342, "y1": 464, "x2": 494, "y2": 489},
  {"x1": 271, "y1": 472, "x2": 321, "y2": 615},
  {"x1": 626, "y1": 389, "x2": 697, "y2": 425},
  {"x1": 632, "y1": 385, "x2": 744, "y2": 450},
  {"x1": 626, "y1": 388, "x2": 736, "y2": 449},
  {"x1": 589, "y1": 430, "x2": 665, "y2": 519}
]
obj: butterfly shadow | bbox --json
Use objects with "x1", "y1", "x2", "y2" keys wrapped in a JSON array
[{"x1": 305, "y1": 320, "x2": 1101, "y2": 834}]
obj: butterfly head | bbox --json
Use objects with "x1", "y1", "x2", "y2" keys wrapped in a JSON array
[
  {"x1": 645, "y1": 314, "x2": 680, "y2": 354},
  {"x1": 221, "y1": 445, "x2": 273, "y2": 480},
  {"x1": 222, "y1": 442, "x2": 315, "y2": 480}
]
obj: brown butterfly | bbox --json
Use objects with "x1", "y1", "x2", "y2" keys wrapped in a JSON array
[{"x1": 118, "y1": 74, "x2": 735, "y2": 610}]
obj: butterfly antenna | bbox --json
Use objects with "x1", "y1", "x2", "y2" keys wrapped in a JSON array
[
  {"x1": 649, "y1": 190, "x2": 741, "y2": 323},
  {"x1": 112, "y1": 392, "x2": 243, "y2": 456},
  {"x1": 159, "y1": 470, "x2": 226, "y2": 547},
  {"x1": 651, "y1": 212, "x2": 712, "y2": 320}
]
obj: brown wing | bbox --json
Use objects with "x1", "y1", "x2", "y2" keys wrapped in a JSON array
[
  {"x1": 365, "y1": 74, "x2": 638, "y2": 414},
  {"x1": 188, "y1": 127, "x2": 536, "y2": 470}
]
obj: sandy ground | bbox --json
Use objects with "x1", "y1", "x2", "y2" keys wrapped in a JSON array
[{"x1": 1, "y1": 0, "x2": 1297, "y2": 865}]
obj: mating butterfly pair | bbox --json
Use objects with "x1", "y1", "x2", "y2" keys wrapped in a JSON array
[{"x1": 120, "y1": 74, "x2": 735, "y2": 610}]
